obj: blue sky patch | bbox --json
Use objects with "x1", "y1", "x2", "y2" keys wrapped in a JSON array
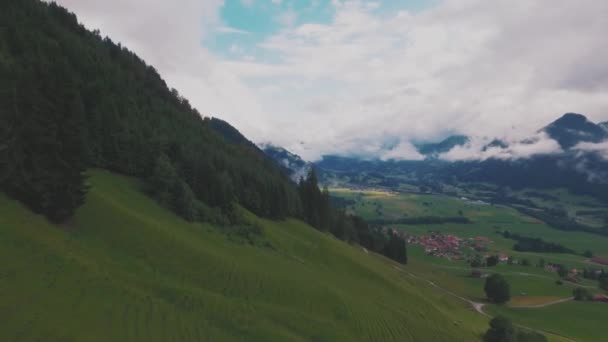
[{"x1": 206, "y1": 0, "x2": 438, "y2": 61}]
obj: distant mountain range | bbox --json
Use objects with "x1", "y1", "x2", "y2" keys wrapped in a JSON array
[{"x1": 263, "y1": 113, "x2": 608, "y2": 202}]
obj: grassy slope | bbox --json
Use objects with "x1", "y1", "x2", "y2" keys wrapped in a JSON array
[{"x1": 0, "y1": 170, "x2": 486, "y2": 341}]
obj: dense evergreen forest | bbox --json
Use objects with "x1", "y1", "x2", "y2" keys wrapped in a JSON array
[{"x1": 0, "y1": 0, "x2": 406, "y2": 263}]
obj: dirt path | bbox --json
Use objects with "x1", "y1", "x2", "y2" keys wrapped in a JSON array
[{"x1": 511, "y1": 297, "x2": 574, "y2": 309}]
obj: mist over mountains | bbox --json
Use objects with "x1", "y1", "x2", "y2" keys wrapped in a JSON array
[{"x1": 263, "y1": 113, "x2": 608, "y2": 201}]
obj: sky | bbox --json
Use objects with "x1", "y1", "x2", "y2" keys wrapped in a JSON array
[{"x1": 53, "y1": 0, "x2": 608, "y2": 161}]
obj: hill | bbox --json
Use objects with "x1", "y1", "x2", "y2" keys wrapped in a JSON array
[{"x1": 0, "y1": 170, "x2": 486, "y2": 341}]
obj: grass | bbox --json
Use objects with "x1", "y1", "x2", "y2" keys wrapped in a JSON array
[
  {"x1": 0, "y1": 169, "x2": 487, "y2": 341},
  {"x1": 487, "y1": 301, "x2": 608, "y2": 342}
]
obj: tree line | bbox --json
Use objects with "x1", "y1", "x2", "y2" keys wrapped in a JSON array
[
  {"x1": 501, "y1": 231, "x2": 575, "y2": 254},
  {"x1": 298, "y1": 169, "x2": 407, "y2": 264}
]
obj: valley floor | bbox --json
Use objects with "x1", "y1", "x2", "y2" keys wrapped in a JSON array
[{"x1": 332, "y1": 188, "x2": 608, "y2": 342}]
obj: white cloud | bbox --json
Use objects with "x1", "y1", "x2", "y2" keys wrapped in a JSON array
[
  {"x1": 573, "y1": 140, "x2": 608, "y2": 160},
  {"x1": 216, "y1": 26, "x2": 251, "y2": 35},
  {"x1": 439, "y1": 133, "x2": 563, "y2": 161},
  {"x1": 380, "y1": 142, "x2": 425, "y2": 161},
  {"x1": 277, "y1": 9, "x2": 298, "y2": 27}
]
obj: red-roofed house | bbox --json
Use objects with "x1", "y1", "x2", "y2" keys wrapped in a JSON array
[{"x1": 594, "y1": 294, "x2": 608, "y2": 303}]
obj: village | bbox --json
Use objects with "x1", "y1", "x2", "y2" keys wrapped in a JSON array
[{"x1": 394, "y1": 229, "x2": 503, "y2": 262}]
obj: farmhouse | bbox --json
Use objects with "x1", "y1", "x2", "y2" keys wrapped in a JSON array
[
  {"x1": 591, "y1": 256, "x2": 608, "y2": 266},
  {"x1": 593, "y1": 294, "x2": 608, "y2": 303}
]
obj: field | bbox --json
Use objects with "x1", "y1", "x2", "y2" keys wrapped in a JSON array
[
  {"x1": 332, "y1": 188, "x2": 608, "y2": 341},
  {"x1": 487, "y1": 302, "x2": 608, "y2": 342},
  {"x1": 0, "y1": 170, "x2": 489, "y2": 341}
]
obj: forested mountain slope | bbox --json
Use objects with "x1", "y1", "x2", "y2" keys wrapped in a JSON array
[{"x1": 0, "y1": 0, "x2": 300, "y2": 223}]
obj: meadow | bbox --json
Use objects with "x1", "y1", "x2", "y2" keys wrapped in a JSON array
[
  {"x1": 0, "y1": 170, "x2": 488, "y2": 341},
  {"x1": 487, "y1": 302, "x2": 607, "y2": 341}
]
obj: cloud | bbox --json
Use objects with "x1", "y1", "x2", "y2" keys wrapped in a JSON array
[
  {"x1": 277, "y1": 9, "x2": 297, "y2": 27},
  {"x1": 380, "y1": 142, "x2": 425, "y2": 161},
  {"x1": 573, "y1": 140, "x2": 608, "y2": 160},
  {"x1": 439, "y1": 133, "x2": 563, "y2": 161},
  {"x1": 51, "y1": 0, "x2": 608, "y2": 162},
  {"x1": 223, "y1": 0, "x2": 608, "y2": 160},
  {"x1": 216, "y1": 26, "x2": 251, "y2": 34}
]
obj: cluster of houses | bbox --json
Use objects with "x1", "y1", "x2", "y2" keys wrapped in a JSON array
[
  {"x1": 401, "y1": 231, "x2": 497, "y2": 260},
  {"x1": 591, "y1": 256, "x2": 608, "y2": 265}
]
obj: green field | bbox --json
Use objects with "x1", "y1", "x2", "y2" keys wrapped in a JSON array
[
  {"x1": 487, "y1": 302, "x2": 608, "y2": 342},
  {"x1": 332, "y1": 188, "x2": 608, "y2": 341},
  {"x1": 0, "y1": 170, "x2": 490, "y2": 341},
  {"x1": 333, "y1": 188, "x2": 608, "y2": 259}
]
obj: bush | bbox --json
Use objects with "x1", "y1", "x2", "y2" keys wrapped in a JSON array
[
  {"x1": 599, "y1": 273, "x2": 608, "y2": 291},
  {"x1": 573, "y1": 287, "x2": 593, "y2": 301},
  {"x1": 483, "y1": 316, "x2": 547, "y2": 342},
  {"x1": 485, "y1": 274, "x2": 511, "y2": 304},
  {"x1": 483, "y1": 316, "x2": 515, "y2": 342}
]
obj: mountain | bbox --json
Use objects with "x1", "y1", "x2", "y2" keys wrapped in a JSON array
[
  {"x1": 482, "y1": 139, "x2": 509, "y2": 151},
  {"x1": 0, "y1": 0, "x2": 301, "y2": 222},
  {"x1": 416, "y1": 135, "x2": 470, "y2": 156},
  {"x1": 542, "y1": 113, "x2": 607, "y2": 149},
  {"x1": 209, "y1": 117, "x2": 260, "y2": 150},
  {"x1": 600, "y1": 121, "x2": 608, "y2": 133},
  {"x1": 261, "y1": 144, "x2": 311, "y2": 181}
]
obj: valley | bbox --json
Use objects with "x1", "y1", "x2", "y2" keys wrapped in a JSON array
[
  {"x1": 330, "y1": 188, "x2": 608, "y2": 341},
  {"x1": 2, "y1": 1, "x2": 608, "y2": 341}
]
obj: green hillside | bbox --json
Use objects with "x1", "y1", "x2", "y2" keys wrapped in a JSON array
[{"x1": 0, "y1": 170, "x2": 487, "y2": 341}]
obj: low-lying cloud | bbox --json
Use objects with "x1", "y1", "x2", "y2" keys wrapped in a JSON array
[
  {"x1": 573, "y1": 140, "x2": 608, "y2": 160},
  {"x1": 439, "y1": 133, "x2": 563, "y2": 161}
]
